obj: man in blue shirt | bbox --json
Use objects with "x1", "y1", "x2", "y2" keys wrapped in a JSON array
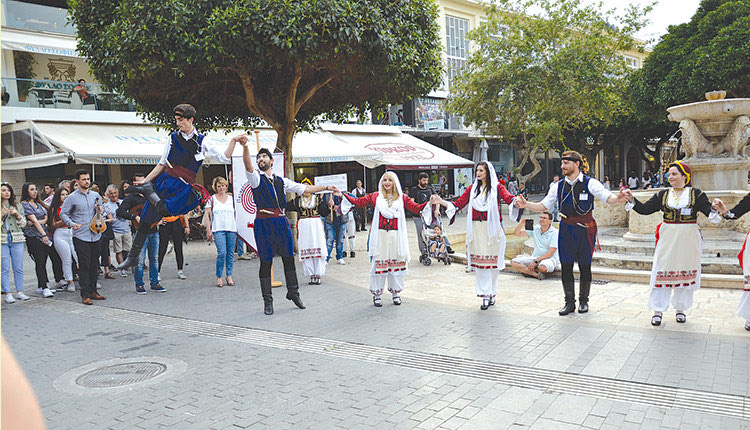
[{"x1": 511, "y1": 212, "x2": 559, "y2": 280}]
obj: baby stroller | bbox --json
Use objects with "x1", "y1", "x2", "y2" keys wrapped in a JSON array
[{"x1": 418, "y1": 204, "x2": 451, "y2": 266}]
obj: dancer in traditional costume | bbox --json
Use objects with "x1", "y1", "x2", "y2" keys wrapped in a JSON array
[
  {"x1": 433, "y1": 162, "x2": 519, "y2": 310},
  {"x1": 286, "y1": 192, "x2": 330, "y2": 285},
  {"x1": 711, "y1": 193, "x2": 750, "y2": 331},
  {"x1": 119, "y1": 104, "x2": 242, "y2": 269},
  {"x1": 240, "y1": 142, "x2": 332, "y2": 315},
  {"x1": 625, "y1": 162, "x2": 720, "y2": 326},
  {"x1": 337, "y1": 172, "x2": 429, "y2": 307},
  {"x1": 516, "y1": 151, "x2": 629, "y2": 315}
]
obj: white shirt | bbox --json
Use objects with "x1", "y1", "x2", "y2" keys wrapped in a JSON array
[
  {"x1": 245, "y1": 170, "x2": 306, "y2": 195},
  {"x1": 539, "y1": 172, "x2": 613, "y2": 210},
  {"x1": 628, "y1": 176, "x2": 639, "y2": 189},
  {"x1": 206, "y1": 194, "x2": 237, "y2": 232},
  {"x1": 158, "y1": 129, "x2": 230, "y2": 166}
]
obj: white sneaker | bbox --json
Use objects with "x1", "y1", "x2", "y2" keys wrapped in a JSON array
[
  {"x1": 4, "y1": 294, "x2": 16, "y2": 303},
  {"x1": 166, "y1": 242, "x2": 174, "y2": 255},
  {"x1": 177, "y1": 270, "x2": 186, "y2": 280},
  {"x1": 16, "y1": 291, "x2": 30, "y2": 301},
  {"x1": 120, "y1": 270, "x2": 128, "y2": 277},
  {"x1": 337, "y1": 259, "x2": 346, "y2": 265},
  {"x1": 58, "y1": 280, "x2": 67, "y2": 288},
  {"x1": 66, "y1": 284, "x2": 76, "y2": 292},
  {"x1": 42, "y1": 288, "x2": 54, "y2": 298}
]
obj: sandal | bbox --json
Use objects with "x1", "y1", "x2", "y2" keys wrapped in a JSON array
[
  {"x1": 104, "y1": 272, "x2": 116, "y2": 279},
  {"x1": 226, "y1": 277, "x2": 234, "y2": 286},
  {"x1": 216, "y1": 279, "x2": 223, "y2": 288},
  {"x1": 392, "y1": 296, "x2": 402, "y2": 306},
  {"x1": 675, "y1": 312, "x2": 687, "y2": 323},
  {"x1": 651, "y1": 314, "x2": 662, "y2": 326},
  {"x1": 373, "y1": 296, "x2": 382, "y2": 307}
]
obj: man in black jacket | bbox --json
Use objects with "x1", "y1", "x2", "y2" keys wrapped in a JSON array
[{"x1": 409, "y1": 172, "x2": 453, "y2": 258}]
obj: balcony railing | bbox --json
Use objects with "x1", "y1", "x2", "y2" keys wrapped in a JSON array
[
  {"x1": 2, "y1": 77, "x2": 135, "y2": 112},
  {"x1": 2, "y1": 0, "x2": 76, "y2": 36}
]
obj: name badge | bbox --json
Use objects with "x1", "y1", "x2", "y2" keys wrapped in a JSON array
[
  {"x1": 681, "y1": 207, "x2": 692, "y2": 216},
  {"x1": 579, "y1": 193, "x2": 589, "y2": 201},
  {"x1": 194, "y1": 153, "x2": 205, "y2": 162}
]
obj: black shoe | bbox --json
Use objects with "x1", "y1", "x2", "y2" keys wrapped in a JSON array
[
  {"x1": 260, "y1": 277, "x2": 273, "y2": 315},
  {"x1": 578, "y1": 302, "x2": 589, "y2": 313},
  {"x1": 342, "y1": 251, "x2": 347, "y2": 258},
  {"x1": 558, "y1": 302, "x2": 576, "y2": 315},
  {"x1": 264, "y1": 302, "x2": 274, "y2": 315},
  {"x1": 480, "y1": 298, "x2": 490, "y2": 310},
  {"x1": 489, "y1": 296, "x2": 496, "y2": 306},
  {"x1": 286, "y1": 292, "x2": 306, "y2": 309},
  {"x1": 447, "y1": 246, "x2": 455, "y2": 254},
  {"x1": 350, "y1": 251, "x2": 355, "y2": 258}
]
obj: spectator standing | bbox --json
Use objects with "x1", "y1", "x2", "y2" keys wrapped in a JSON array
[
  {"x1": 2, "y1": 183, "x2": 27, "y2": 303},
  {"x1": 21, "y1": 183, "x2": 63, "y2": 297},
  {"x1": 409, "y1": 172, "x2": 435, "y2": 259},
  {"x1": 47, "y1": 187, "x2": 77, "y2": 292},
  {"x1": 322, "y1": 192, "x2": 347, "y2": 265},
  {"x1": 99, "y1": 192, "x2": 115, "y2": 280},
  {"x1": 352, "y1": 179, "x2": 367, "y2": 231},
  {"x1": 42, "y1": 184, "x2": 55, "y2": 205},
  {"x1": 204, "y1": 177, "x2": 236, "y2": 287},
  {"x1": 549, "y1": 175, "x2": 561, "y2": 222},
  {"x1": 104, "y1": 185, "x2": 131, "y2": 276},
  {"x1": 60, "y1": 170, "x2": 106, "y2": 305},
  {"x1": 157, "y1": 214, "x2": 188, "y2": 280},
  {"x1": 627, "y1": 171, "x2": 640, "y2": 189},
  {"x1": 603, "y1": 176, "x2": 611, "y2": 190},
  {"x1": 518, "y1": 182, "x2": 529, "y2": 199},
  {"x1": 642, "y1": 171, "x2": 652, "y2": 189},
  {"x1": 510, "y1": 213, "x2": 560, "y2": 280}
]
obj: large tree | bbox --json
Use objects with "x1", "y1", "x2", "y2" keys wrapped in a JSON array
[
  {"x1": 446, "y1": 0, "x2": 649, "y2": 184},
  {"x1": 68, "y1": 0, "x2": 443, "y2": 174},
  {"x1": 627, "y1": 0, "x2": 750, "y2": 157}
]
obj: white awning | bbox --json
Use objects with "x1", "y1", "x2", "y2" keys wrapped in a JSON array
[
  {"x1": 320, "y1": 123, "x2": 474, "y2": 170},
  {"x1": 1, "y1": 28, "x2": 80, "y2": 58},
  {"x1": 24, "y1": 122, "x2": 385, "y2": 166},
  {"x1": 1, "y1": 121, "x2": 69, "y2": 169}
]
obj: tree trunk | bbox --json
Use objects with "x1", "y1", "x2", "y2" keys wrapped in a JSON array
[
  {"x1": 517, "y1": 144, "x2": 543, "y2": 185},
  {"x1": 274, "y1": 124, "x2": 295, "y2": 180}
]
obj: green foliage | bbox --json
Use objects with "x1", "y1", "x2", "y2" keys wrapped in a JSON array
[
  {"x1": 446, "y1": 0, "x2": 650, "y2": 182},
  {"x1": 629, "y1": 0, "x2": 750, "y2": 133},
  {"x1": 13, "y1": 51, "x2": 37, "y2": 100},
  {"x1": 68, "y1": 0, "x2": 442, "y2": 155}
]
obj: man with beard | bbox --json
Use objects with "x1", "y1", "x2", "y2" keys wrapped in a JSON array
[
  {"x1": 239, "y1": 137, "x2": 335, "y2": 315},
  {"x1": 516, "y1": 151, "x2": 629, "y2": 315}
]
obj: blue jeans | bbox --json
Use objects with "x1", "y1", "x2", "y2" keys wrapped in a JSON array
[
  {"x1": 324, "y1": 222, "x2": 345, "y2": 261},
  {"x1": 2, "y1": 235, "x2": 24, "y2": 292},
  {"x1": 214, "y1": 231, "x2": 236, "y2": 278},
  {"x1": 236, "y1": 238, "x2": 245, "y2": 257},
  {"x1": 135, "y1": 232, "x2": 159, "y2": 287}
]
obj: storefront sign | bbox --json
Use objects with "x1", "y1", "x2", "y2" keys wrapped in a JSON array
[{"x1": 364, "y1": 143, "x2": 435, "y2": 161}]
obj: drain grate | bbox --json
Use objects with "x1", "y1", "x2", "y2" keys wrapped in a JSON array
[
  {"x1": 75, "y1": 362, "x2": 167, "y2": 388},
  {"x1": 32, "y1": 300, "x2": 747, "y2": 419}
]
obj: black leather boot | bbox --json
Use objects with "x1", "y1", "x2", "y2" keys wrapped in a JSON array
[
  {"x1": 126, "y1": 182, "x2": 169, "y2": 217},
  {"x1": 116, "y1": 223, "x2": 151, "y2": 269},
  {"x1": 559, "y1": 263, "x2": 576, "y2": 316},
  {"x1": 260, "y1": 277, "x2": 273, "y2": 315},
  {"x1": 284, "y1": 270, "x2": 305, "y2": 309},
  {"x1": 578, "y1": 264, "x2": 591, "y2": 313}
]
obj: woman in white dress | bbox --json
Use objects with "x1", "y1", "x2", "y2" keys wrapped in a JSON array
[
  {"x1": 338, "y1": 172, "x2": 428, "y2": 307},
  {"x1": 286, "y1": 192, "x2": 330, "y2": 285},
  {"x1": 434, "y1": 161, "x2": 519, "y2": 310},
  {"x1": 625, "y1": 162, "x2": 721, "y2": 326}
]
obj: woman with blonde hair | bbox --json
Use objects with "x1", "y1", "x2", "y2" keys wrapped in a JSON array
[
  {"x1": 204, "y1": 176, "x2": 237, "y2": 287},
  {"x1": 337, "y1": 172, "x2": 429, "y2": 307}
]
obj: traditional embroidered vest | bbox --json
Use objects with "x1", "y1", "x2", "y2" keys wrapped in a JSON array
[
  {"x1": 252, "y1": 174, "x2": 286, "y2": 211},
  {"x1": 168, "y1": 131, "x2": 205, "y2": 174},
  {"x1": 558, "y1": 175, "x2": 594, "y2": 217},
  {"x1": 296, "y1": 195, "x2": 322, "y2": 219},
  {"x1": 661, "y1": 188, "x2": 699, "y2": 223}
]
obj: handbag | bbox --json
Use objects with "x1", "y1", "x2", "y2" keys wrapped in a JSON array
[{"x1": 103, "y1": 222, "x2": 115, "y2": 240}]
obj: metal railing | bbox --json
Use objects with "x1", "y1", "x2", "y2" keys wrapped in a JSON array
[
  {"x1": 2, "y1": 77, "x2": 135, "y2": 112},
  {"x1": 2, "y1": 0, "x2": 76, "y2": 36}
]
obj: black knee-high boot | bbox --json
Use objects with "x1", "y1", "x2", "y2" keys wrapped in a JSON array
[
  {"x1": 284, "y1": 269, "x2": 305, "y2": 309},
  {"x1": 559, "y1": 262, "x2": 576, "y2": 315},
  {"x1": 126, "y1": 182, "x2": 170, "y2": 217},
  {"x1": 117, "y1": 223, "x2": 151, "y2": 270},
  {"x1": 578, "y1": 264, "x2": 592, "y2": 313},
  {"x1": 260, "y1": 277, "x2": 273, "y2": 315}
]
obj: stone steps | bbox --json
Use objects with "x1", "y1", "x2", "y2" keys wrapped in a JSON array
[{"x1": 592, "y1": 251, "x2": 742, "y2": 275}]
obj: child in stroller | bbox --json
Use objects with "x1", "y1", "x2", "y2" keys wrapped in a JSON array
[{"x1": 419, "y1": 204, "x2": 451, "y2": 265}]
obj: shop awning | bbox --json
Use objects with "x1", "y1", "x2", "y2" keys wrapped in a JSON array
[
  {"x1": 1, "y1": 28, "x2": 80, "y2": 58},
  {"x1": 1, "y1": 122, "x2": 69, "y2": 169},
  {"x1": 320, "y1": 124, "x2": 474, "y2": 170},
  {"x1": 18, "y1": 122, "x2": 384, "y2": 166}
]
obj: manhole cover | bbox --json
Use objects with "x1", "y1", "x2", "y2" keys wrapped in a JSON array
[{"x1": 75, "y1": 362, "x2": 167, "y2": 388}]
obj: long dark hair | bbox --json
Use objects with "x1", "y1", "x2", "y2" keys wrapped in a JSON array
[
  {"x1": 1, "y1": 182, "x2": 17, "y2": 206},
  {"x1": 47, "y1": 187, "x2": 67, "y2": 230},
  {"x1": 474, "y1": 162, "x2": 490, "y2": 197},
  {"x1": 21, "y1": 182, "x2": 48, "y2": 209}
]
